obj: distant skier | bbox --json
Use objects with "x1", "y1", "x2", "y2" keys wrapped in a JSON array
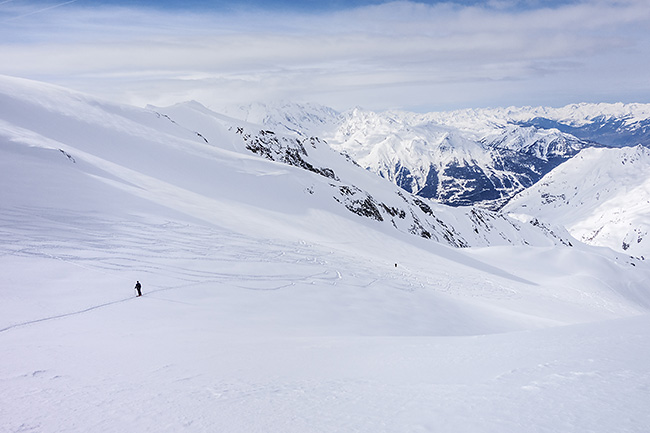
[{"x1": 134, "y1": 281, "x2": 142, "y2": 297}]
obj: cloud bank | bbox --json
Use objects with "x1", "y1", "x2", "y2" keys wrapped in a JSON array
[{"x1": 1, "y1": 0, "x2": 649, "y2": 111}]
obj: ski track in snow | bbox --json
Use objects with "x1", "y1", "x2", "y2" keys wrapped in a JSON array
[
  {"x1": 0, "y1": 296, "x2": 135, "y2": 334},
  {"x1": 0, "y1": 205, "x2": 463, "y2": 334},
  {"x1": 0, "y1": 204, "x2": 517, "y2": 300},
  {"x1": 0, "y1": 202, "x2": 632, "y2": 340}
]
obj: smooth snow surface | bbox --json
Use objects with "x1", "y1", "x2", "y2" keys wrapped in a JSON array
[{"x1": 1, "y1": 75, "x2": 650, "y2": 433}]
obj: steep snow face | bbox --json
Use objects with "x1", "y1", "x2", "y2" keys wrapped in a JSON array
[{"x1": 505, "y1": 145, "x2": 650, "y2": 256}]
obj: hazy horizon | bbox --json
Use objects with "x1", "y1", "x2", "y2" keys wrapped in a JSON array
[{"x1": 2, "y1": 0, "x2": 649, "y2": 112}]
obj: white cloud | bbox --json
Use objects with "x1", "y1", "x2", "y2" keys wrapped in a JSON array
[{"x1": 1, "y1": 0, "x2": 649, "y2": 111}]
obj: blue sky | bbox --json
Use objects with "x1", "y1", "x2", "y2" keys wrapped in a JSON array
[{"x1": 1, "y1": 0, "x2": 649, "y2": 112}]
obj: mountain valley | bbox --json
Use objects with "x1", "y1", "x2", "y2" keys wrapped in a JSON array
[{"x1": 1, "y1": 75, "x2": 649, "y2": 433}]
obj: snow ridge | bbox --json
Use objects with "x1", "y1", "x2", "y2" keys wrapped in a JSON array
[{"x1": 505, "y1": 145, "x2": 650, "y2": 256}]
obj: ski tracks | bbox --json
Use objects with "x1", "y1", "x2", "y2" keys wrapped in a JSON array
[{"x1": 0, "y1": 296, "x2": 135, "y2": 334}]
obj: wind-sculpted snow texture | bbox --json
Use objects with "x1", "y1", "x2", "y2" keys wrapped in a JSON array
[{"x1": 2, "y1": 76, "x2": 650, "y2": 433}]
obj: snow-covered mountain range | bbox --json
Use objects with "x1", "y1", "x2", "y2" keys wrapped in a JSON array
[
  {"x1": 228, "y1": 101, "x2": 650, "y2": 211},
  {"x1": 513, "y1": 103, "x2": 650, "y2": 148},
  {"x1": 2, "y1": 75, "x2": 650, "y2": 432},
  {"x1": 328, "y1": 108, "x2": 592, "y2": 208}
]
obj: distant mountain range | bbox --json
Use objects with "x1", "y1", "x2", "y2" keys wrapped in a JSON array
[{"x1": 225, "y1": 101, "x2": 650, "y2": 210}]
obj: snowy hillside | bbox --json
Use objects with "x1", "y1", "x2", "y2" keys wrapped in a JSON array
[
  {"x1": 505, "y1": 145, "x2": 650, "y2": 257},
  {"x1": 1, "y1": 75, "x2": 650, "y2": 433},
  {"x1": 151, "y1": 100, "x2": 573, "y2": 249}
]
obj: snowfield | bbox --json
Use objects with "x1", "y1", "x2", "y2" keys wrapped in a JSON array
[{"x1": 1, "y1": 75, "x2": 650, "y2": 433}]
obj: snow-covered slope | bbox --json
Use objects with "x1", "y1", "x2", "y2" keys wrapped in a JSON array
[
  {"x1": 1, "y1": 75, "x2": 650, "y2": 432},
  {"x1": 151, "y1": 100, "x2": 574, "y2": 249},
  {"x1": 505, "y1": 145, "x2": 650, "y2": 257}
]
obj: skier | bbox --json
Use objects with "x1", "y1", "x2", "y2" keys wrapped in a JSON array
[{"x1": 134, "y1": 280, "x2": 142, "y2": 297}]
